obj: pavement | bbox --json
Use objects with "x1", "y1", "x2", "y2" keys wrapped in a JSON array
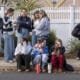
[
  {"x1": 0, "y1": 72, "x2": 80, "y2": 80},
  {"x1": 0, "y1": 58, "x2": 80, "y2": 72}
]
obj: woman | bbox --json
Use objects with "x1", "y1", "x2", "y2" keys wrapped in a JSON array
[
  {"x1": 3, "y1": 8, "x2": 15, "y2": 62},
  {"x1": 32, "y1": 10, "x2": 40, "y2": 29},
  {"x1": 16, "y1": 8, "x2": 32, "y2": 43},
  {"x1": 15, "y1": 37, "x2": 32, "y2": 72},
  {"x1": 50, "y1": 39, "x2": 65, "y2": 72},
  {"x1": 32, "y1": 10, "x2": 50, "y2": 45},
  {"x1": 41, "y1": 39, "x2": 49, "y2": 72},
  {"x1": 32, "y1": 10, "x2": 40, "y2": 45}
]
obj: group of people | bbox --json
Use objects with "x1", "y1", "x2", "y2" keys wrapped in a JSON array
[{"x1": 0, "y1": 8, "x2": 66, "y2": 73}]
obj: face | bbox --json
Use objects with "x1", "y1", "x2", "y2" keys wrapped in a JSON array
[
  {"x1": 39, "y1": 13, "x2": 43, "y2": 19},
  {"x1": 20, "y1": 38, "x2": 24, "y2": 45},
  {"x1": 41, "y1": 40, "x2": 46, "y2": 47},
  {"x1": 34, "y1": 13, "x2": 39, "y2": 19},
  {"x1": 55, "y1": 40, "x2": 61, "y2": 48},
  {"x1": 21, "y1": 10, "x2": 27, "y2": 16},
  {"x1": 9, "y1": 12, "x2": 14, "y2": 17}
]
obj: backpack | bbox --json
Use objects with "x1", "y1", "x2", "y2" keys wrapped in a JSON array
[{"x1": 72, "y1": 23, "x2": 80, "y2": 39}]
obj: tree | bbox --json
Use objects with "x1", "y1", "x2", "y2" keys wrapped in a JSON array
[{"x1": 15, "y1": 0, "x2": 40, "y2": 12}]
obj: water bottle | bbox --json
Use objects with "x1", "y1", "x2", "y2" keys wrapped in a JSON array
[{"x1": 48, "y1": 63, "x2": 52, "y2": 73}]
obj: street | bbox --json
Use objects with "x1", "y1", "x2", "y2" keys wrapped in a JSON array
[{"x1": 0, "y1": 72, "x2": 80, "y2": 80}]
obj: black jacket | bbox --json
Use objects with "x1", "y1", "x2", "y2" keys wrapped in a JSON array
[
  {"x1": 17, "y1": 16, "x2": 32, "y2": 32},
  {"x1": 72, "y1": 23, "x2": 80, "y2": 39},
  {"x1": 50, "y1": 46, "x2": 65, "y2": 55}
]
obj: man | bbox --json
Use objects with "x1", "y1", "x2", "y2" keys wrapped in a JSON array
[
  {"x1": 72, "y1": 23, "x2": 80, "y2": 60},
  {"x1": 16, "y1": 8, "x2": 32, "y2": 43}
]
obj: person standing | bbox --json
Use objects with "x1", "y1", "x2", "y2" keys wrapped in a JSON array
[
  {"x1": 32, "y1": 10, "x2": 40, "y2": 45},
  {"x1": 16, "y1": 8, "x2": 32, "y2": 43},
  {"x1": 35, "y1": 10, "x2": 50, "y2": 42},
  {"x1": 72, "y1": 23, "x2": 80, "y2": 60},
  {"x1": 3, "y1": 8, "x2": 15, "y2": 62},
  {"x1": 0, "y1": 17, "x2": 3, "y2": 52}
]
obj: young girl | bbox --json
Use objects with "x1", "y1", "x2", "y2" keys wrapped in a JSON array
[
  {"x1": 50, "y1": 39, "x2": 65, "y2": 72},
  {"x1": 15, "y1": 37, "x2": 32, "y2": 72},
  {"x1": 32, "y1": 10, "x2": 40, "y2": 45},
  {"x1": 41, "y1": 39, "x2": 49, "y2": 72},
  {"x1": 31, "y1": 39, "x2": 42, "y2": 66},
  {"x1": 31, "y1": 38, "x2": 49, "y2": 72},
  {"x1": 3, "y1": 8, "x2": 15, "y2": 62}
]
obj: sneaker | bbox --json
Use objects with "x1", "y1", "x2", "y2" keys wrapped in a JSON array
[
  {"x1": 25, "y1": 69, "x2": 29, "y2": 72},
  {"x1": 17, "y1": 69, "x2": 21, "y2": 72},
  {"x1": 76, "y1": 57, "x2": 80, "y2": 60},
  {"x1": 13, "y1": 58, "x2": 16, "y2": 62},
  {"x1": 9, "y1": 60, "x2": 14, "y2": 63},
  {"x1": 42, "y1": 69, "x2": 46, "y2": 72}
]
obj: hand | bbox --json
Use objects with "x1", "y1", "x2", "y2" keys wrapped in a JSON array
[
  {"x1": 39, "y1": 49, "x2": 43, "y2": 53},
  {"x1": 51, "y1": 52, "x2": 55, "y2": 55}
]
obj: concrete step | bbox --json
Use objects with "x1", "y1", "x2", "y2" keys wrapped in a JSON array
[{"x1": 0, "y1": 58, "x2": 80, "y2": 72}]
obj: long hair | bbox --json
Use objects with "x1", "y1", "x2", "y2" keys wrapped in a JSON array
[
  {"x1": 39, "y1": 10, "x2": 49, "y2": 20},
  {"x1": 55, "y1": 39, "x2": 63, "y2": 46},
  {"x1": 33, "y1": 10, "x2": 39, "y2": 20}
]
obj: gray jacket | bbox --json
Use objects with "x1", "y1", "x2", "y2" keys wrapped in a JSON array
[{"x1": 34, "y1": 17, "x2": 50, "y2": 36}]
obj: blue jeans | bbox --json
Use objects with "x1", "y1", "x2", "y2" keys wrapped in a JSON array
[
  {"x1": 3, "y1": 34, "x2": 15, "y2": 62},
  {"x1": 16, "y1": 28, "x2": 29, "y2": 43},
  {"x1": 32, "y1": 31, "x2": 49, "y2": 46}
]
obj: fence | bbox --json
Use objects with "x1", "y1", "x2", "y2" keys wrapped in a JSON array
[
  {"x1": 28, "y1": 6, "x2": 80, "y2": 48},
  {"x1": 0, "y1": 6, "x2": 80, "y2": 47}
]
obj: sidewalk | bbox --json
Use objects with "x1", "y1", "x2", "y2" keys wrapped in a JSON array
[{"x1": 0, "y1": 58, "x2": 80, "y2": 72}]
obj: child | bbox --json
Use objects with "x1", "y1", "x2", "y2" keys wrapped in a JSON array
[
  {"x1": 50, "y1": 39, "x2": 65, "y2": 72},
  {"x1": 41, "y1": 39, "x2": 49, "y2": 72},
  {"x1": 31, "y1": 39, "x2": 42, "y2": 66},
  {"x1": 14, "y1": 37, "x2": 32, "y2": 72},
  {"x1": 31, "y1": 38, "x2": 49, "y2": 72}
]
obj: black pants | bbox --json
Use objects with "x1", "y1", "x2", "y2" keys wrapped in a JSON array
[{"x1": 16, "y1": 54, "x2": 31, "y2": 70}]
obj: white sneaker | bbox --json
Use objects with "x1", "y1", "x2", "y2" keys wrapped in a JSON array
[
  {"x1": 9, "y1": 60, "x2": 14, "y2": 63},
  {"x1": 13, "y1": 58, "x2": 16, "y2": 62},
  {"x1": 76, "y1": 57, "x2": 80, "y2": 60},
  {"x1": 17, "y1": 69, "x2": 21, "y2": 72}
]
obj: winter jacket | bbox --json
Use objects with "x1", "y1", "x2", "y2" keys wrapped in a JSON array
[
  {"x1": 17, "y1": 16, "x2": 32, "y2": 32},
  {"x1": 33, "y1": 17, "x2": 50, "y2": 36},
  {"x1": 3, "y1": 16, "x2": 14, "y2": 35},
  {"x1": 15, "y1": 41, "x2": 32, "y2": 56},
  {"x1": 72, "y1": 23, "x2": 80, "y2": 39},
  {"x1": 50, "y1": 46, "x2": 65, "y2": 55}
]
